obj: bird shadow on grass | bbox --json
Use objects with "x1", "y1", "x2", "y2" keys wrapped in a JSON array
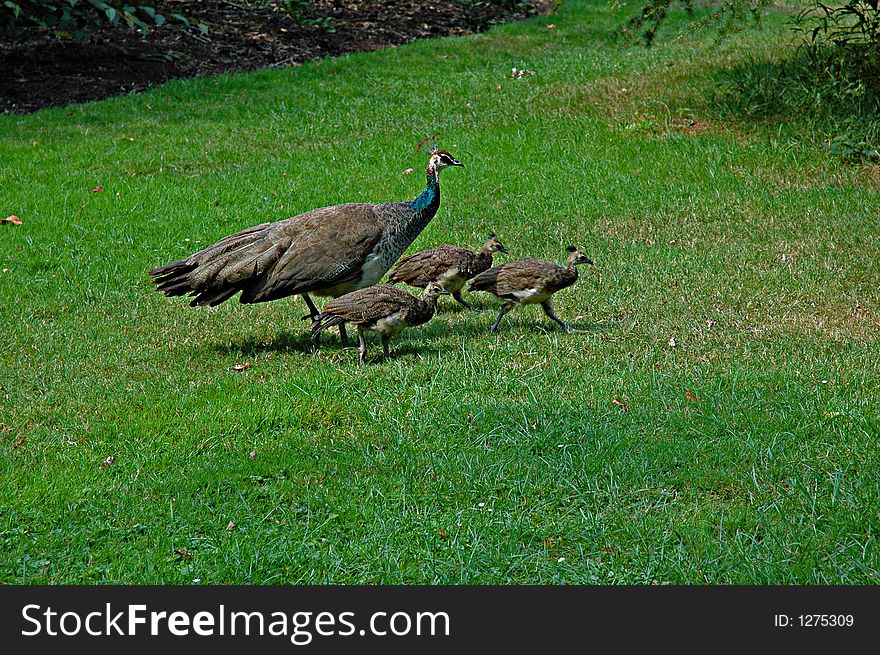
[{"x1": 210, "y1": 329, "x2": 319, "y2": 357}]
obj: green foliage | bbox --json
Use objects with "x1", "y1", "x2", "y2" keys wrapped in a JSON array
[
  {"x1": 0, "y1": 1, "x2": 205, "y2": 41},
  {"x1": 616, "y1": 0, "x2": 769, "y2": 46},
  {"x1": 798, "y1": 0, "x2": 880, "y2": 49}
]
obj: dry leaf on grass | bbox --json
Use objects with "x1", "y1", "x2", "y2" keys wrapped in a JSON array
[
  {"x1": 92, "y1": 185, "x2": 104, "y2": 193},
  {"x1": 686, "y1": 391, "x2": 699, "y2": 403},
  {"x1": 100, "y1": 454, "x2": 116, "y2": 470},
  {"x1": 612, "y1": 398, "x2": 630, "y2": 411},
  {"x1": 227, "y1": 521, "x2": 236, "y2": 531},
  {"x1": 174, "y1": 548, "x2": 193, "y2": 559},
  {"x1": 2, "y1": 215, "x2": 22, "y2": 226},
  {"x1": 233, "y1": 363, "x2": 251, "y2": 372}
]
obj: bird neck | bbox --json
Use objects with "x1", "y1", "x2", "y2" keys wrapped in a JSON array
[
  {"x1": 410, "y1": 164, "x2": 440, "y2": 215},
  {"x1": 422, "y1": 294, "x2": 439, "y2": 317},
  {"x1": 475, "y1": 249, "x2": 493, "y2": 268}
]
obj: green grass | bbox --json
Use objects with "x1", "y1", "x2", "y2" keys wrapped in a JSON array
[{"x1": 1, "y1": 1, "x2": 879, "y2": 584}]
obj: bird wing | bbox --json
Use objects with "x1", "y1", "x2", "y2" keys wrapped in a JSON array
[
  {"x1": 322, "y1": 285, "x2": 415, "y2": 323},
  {"x1": 239, "y1": 203, "x2": 387, "y2": 303},
  {"x1": 470, "y1": 259, "x2": 558, "y2": 296},
  {"x1": 388, "y1": 245, "x2": 468, "y2": 286},
  {"x1": 493, "y1": 259, "x2": 560, "y2": 295}
]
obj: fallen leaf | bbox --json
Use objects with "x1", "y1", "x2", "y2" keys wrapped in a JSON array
[
  {"x1": 668, "y1": 335, "x2": 677, "y2": 348},
  {"x1": 13, "y1": 436, "x2": 27, "y2": 449},
  {"x1": 612, "y1": 398, "x2": 630, "y2": 411},
  {"x1": 233, "y1": 363, "x2": 251, "y2": 372},
  {"x1": 2, "y1": 215, "x2": 22, "y2": 226},
  {"x1": 547, "y1": 23, "x2": 556, "y2": 29},
  {"x1": 227, "y1": 521, "x2": 236, "y2": 531},
  {"x1": 174, "y1": 548, "x2": 193, "y2": 559},
  {"x1": 438, "y1": 529, "x2": 447, "y2": 541},
  {"x1": 706, "y1": 319, "x2": 717, "y2": 328},
  {"x1": 100, "y1": 454, "x2": 116, "y2": 470},
  {"x1": 686, "y1": 391, "x2": 699, "y2": 403},
  {"x1": 249, "y1": 450, "x2": 256, "y2": 459},
  {"x1": 92, "y1": 185, "x2": 104, "y2": 193},
  {"x1": 402, "y1": 168, "x2": 414, "y2": 174}
]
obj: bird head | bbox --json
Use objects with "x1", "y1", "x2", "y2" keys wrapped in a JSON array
[
  {"x1": 566, "y1": 245, "x2": 593, "y2": 266},
  {"x1": 428, "y1": 150, "x2": 464, "y2": 173},
  {"x1": 485, "y1": 233, "x2": 509, "y2": 254},
  {"x1": 424, "y1": 282, "x2": 449, "y2": 298}
]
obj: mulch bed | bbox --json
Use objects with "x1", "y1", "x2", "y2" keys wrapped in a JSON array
[{"x1": 1, "y1": 1, "x2": 549, "y2": 114}]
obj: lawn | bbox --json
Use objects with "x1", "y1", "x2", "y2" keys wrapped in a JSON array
[{"x1": 1, "y1": 0, "x2": 878, "y2": 584}]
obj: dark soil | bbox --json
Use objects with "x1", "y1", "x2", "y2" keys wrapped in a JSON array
[{"x1": 1, "y1": 1, "x2": 549, "y2": 114}]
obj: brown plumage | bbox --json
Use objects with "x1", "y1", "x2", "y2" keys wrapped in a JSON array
[
  {"x1": 148, "y1": 150, "x2": 463, "y2": 345},
  {"x1": 468, "y1": 246, "x2": 593, "y2": 333},
  {"x1": 386, "y1": 234, "x2": 508, "y2": 312},
  {"x1": 311, "y1": 282, "x2": 447, "y2": 364}
]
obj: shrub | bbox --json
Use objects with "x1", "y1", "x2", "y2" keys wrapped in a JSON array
[{"x1": 0, "y1": 1, "x2": 204, "y2": 41}]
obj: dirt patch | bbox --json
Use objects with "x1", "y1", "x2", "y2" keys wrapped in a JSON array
[{"x1": 1, "y1": 1, "x2": 549, "y2": 114}]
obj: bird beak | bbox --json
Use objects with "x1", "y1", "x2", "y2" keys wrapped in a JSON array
[
  {"x1": 498, "y1": 245, "x2": 509, "y2": 254},
  {"x1": 450, "y1": 158, "x2": 464, "y2": 167},
  {"x1": 585, "y1": 258, "x2": 594, "y2": 265},
  {"x1": 438, "y1": 287, "x2": 450, "y2": 295}
]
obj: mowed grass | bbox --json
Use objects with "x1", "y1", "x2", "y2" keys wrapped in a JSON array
[{"x1": 1, "y1": 1, "x2": 879, "y2": 584}]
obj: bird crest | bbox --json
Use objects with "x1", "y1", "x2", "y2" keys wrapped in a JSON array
[{"x1": 415, "y1": 134, "x2": 441, "y2": 156}]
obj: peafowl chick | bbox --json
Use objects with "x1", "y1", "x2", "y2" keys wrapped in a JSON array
[
  {"x1": 387, "y1": 234, "x2": 508, "y2": 312},
  {"x1": 311, "y1": 282, "x2": 448, "y2": 364},
  {"x1": 149, "y1": 149, "x2": 463, "y2": 346},
  {"x1": 468, "y1": 246, "x2": 593, "y2": 333}
]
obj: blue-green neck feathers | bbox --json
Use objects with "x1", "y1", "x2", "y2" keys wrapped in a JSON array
[{"x1": 410, "y1": 169, "x2": 440, "y2": 215}]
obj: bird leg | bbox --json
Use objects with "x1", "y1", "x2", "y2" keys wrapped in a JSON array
[
  {"x1": 358, "y1": 327, "x2": 368, "y2": 365},
  {"x1": 490, "y1": 303, "x2": 514, "y2": 332},
  {"x1": 453, "y1": 290, "x2": 482, "y2": 313},
  {"x1": 301, "y1": 293, "x2": 320, "y2": 320},
  {"x1": 381, "y1": 333, "x2": 391, "y2": 359},
  {"x1": 542, "y1": 301, "x2": 577, "y2": 333},
  {"x1": 302, "y1": 293, "x2": 348, "y2": 346}
]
